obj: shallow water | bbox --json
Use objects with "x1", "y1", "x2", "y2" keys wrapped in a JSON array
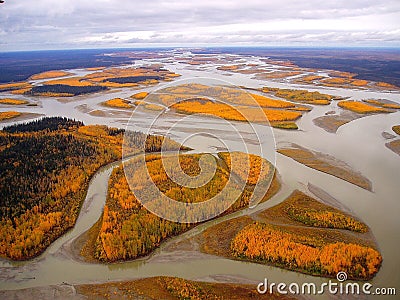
[{"x1": 0, "y1": 58, "x2": 399, "y2": 299}]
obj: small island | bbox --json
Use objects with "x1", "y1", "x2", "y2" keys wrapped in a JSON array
[
  {"x1": 79, "y1": 152, "x2": 279, "y2": 262},
  {"x1": 197, "y1": 190, "x2": 381, "y2": 280}
]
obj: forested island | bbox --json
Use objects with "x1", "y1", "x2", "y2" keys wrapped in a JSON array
[
  {"x1": 81, "y1": 152, "x2": 280, "y2": 262},
  {"x1": 0, "y1": 117, "x2": 183, "y2": 260}
]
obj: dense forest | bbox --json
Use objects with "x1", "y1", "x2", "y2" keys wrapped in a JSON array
[
  {"x1": 0, "y1": 49, "x2": 133, "y2": 83},
  {"x1": 106, "y1": 75, "x2": 162, "y2": 84},
  {"x1": 3, "y1": 117, "x2": 84, "y2": 133},
  {"x1": 27, "y1": 84, "x2": 107, "y2": 96},
  {"x1": 228, "y1": 190, "x2": 382, "y2": 280},
  {"x1": 231, "y1": 222, "x2": 382, "y2": 279},
  {"x1": 197, "y1": 189, "x2": 382, "y2": 280},
  {"x1": 85, "y1": 152, "x2": 276, "y2": 262},
  {"x1": 0, "y1": 117, "x2": 181, "y2": 260}
]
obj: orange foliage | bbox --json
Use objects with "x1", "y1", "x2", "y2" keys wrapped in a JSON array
[
  {"x1": 363, "y1": 99, "x2": 400, "y2": 109},
  {"x1": 338, "y1": 100, "x2": 390, "y2": 114},
  {"x1": 0, "y1": 121, "x2": 125, "y2": 260},
  {"x1": 143, "y1": 103, "x2": 164, "y2": 111},
  {"x1": 376, "y1": 82, "x2": 398, "y2": 89},
  {"x1": 287, "y1": 206, "x2": 368, "y2": 232},
  {"x1": 392, "y1": 125, "x2": 400, "y2": 135},
  {"x1": 11, "y1": 88, "x2": 33, "y2": 95},
  {"x1": 0, "y1": 82, "x2": 32, "y2": 91},
  {"x1": 171, "y1": 99, "x2": 301, "y2": 123},
  {"x1": 131, "y1": 92, "x2": 149, "y2": 100},
  {"x1": 30, "y1": 70, "x2": 72, "y2": 80},
  {"x1": 219, "y1": 152, "x2": 271, "y2": 185},
  {"x1": 351, "y1": 79, "x2": 369, "y2": 86},
  {"x1": 44, "y1": 77, "x2": 94, "y2": 87},
  {"x1": 250, "y1": 93, "x2": 295, "y2": 108},
  {"x1": 264, "y1": 87, "x2": 333, "y2": 105},
  {"x1": 321, "y1": 77, "x2": 348, "y2": 85},
  {"x1": 0, "y1": 98, "x2": 29, "y2": 105},
  {"x1": 102, "y1": 98, "x2": 133, "y2": 109},
  {"x1": 92, "y1": 152, "x2": 274, "y2": 262},
  {"x1": 217, "y1": 65, "x2": 241, "y2": 71},
  {"x1": 299, "y1": 75, "x2": 325, "y2": 82},
  {"x1": 231, "y1": 222, "x2": 382, "y2": 279},
  {"x1": 0, "y1": 111, "x2": 21, "y2": 120}
]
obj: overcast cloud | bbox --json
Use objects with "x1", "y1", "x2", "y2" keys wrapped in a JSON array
[{"x1": 0, "y1": 0, "x2": 399, "y2": 50}]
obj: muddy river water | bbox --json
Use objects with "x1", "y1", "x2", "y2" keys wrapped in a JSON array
[{"x1": 0, "y1": 59, "x2": 399, "y2": 299}]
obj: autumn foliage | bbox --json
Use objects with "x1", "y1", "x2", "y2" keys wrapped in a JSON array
[
  {"x1": 338, "y1": 100, "x2": 390, "y2": 114},
  {"x1": 151, "y1": 84, "x2": 305, "y2": 127},
  {"x1": 218, "y1": 152, "x2": 271, "y2": 185},
  {"x1": 287, "y1": 206, "x2": 368, "y2": 233},
  {"x1": 231, "y1": 222, "x2": 381, "y2": 279},
  {"x1": 200, "y1": 189, "x2": 382, "y2": 280},
  {"x1": 102, "y1": 98, "x2": 133, "y2": 109},
  {"x1": 130, "y1": 91, "x2": 149, "y2": 100},
  {"x1": 89, "y1": 152, "x2": 275, "y2": 262},
  {"x1": 0, "y1": 117, "x2": 178, "y2": 260},
  {"x1": 262, "y1": 87, "x2": 334, "y2": 105},
  {"x1": 228, "y1": 190, "x2": 382, "y2": 280},
  {"x1": 0, "y1": 111, "x2": 21, "y2": 121},
  {"x1": 0, "y1": 66, "x2": 180, "y2": 98},
  {"x1": 171, "y1": 99, "x2": 301, "y2": 123},
  {"x1": 0, "y1": 98, "x2": 29, "y2": 105},
  {"x1": 392, "y1": 125, "x2": 400, "y2": 135},
  {"x1": 0, "y1": 82, "x2": 32, "y2": 92},
  {"x1": 363, "y1": 99, "x2": 400, "y2": 110},
  {"x1": 30, "y1": 70, "x2": 72, "y2": 80}
]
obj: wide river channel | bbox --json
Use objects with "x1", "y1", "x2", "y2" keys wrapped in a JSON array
[{"x1": 0, "y1": 58, "x2": 399, "y2": 299}]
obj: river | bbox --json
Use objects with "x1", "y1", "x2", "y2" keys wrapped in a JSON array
[{"x1": 0, "y1": 56, "x2": 399, "y2": 299}]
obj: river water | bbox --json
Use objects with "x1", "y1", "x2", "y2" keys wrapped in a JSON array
[{"x1": 0, "y1": 57, "x2": 399, "y2": 299}]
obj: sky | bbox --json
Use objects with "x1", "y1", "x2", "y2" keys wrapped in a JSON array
[{"x1": 0, "y1": 0, "x2": 399, "y2": 51}]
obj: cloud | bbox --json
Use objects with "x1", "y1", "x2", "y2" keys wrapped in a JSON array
[{"x1": 0, "y1": 0, "x2": 399, "y2": 50}]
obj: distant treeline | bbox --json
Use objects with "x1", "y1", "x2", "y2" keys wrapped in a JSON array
[
  {"x1": 0, "y1": 49, "x2": 133, "y2": 83},
  {"x1": 3, "y1": 117, "x2": 84, "y2": 133},
  {"x1": 194, "y1": 47, "x2": 400, "y2": 87},
  {"x1": 27, "y1": 84, "x2": 107, "y2": 96},
  {"x1": 106, "y1": 75, "x2": 162, "y2": 84}
]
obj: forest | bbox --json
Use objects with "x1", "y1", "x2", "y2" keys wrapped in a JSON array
[
  {"x1": 231, "y1": 222, "x2": 382, "y2": 280},
  {"x1": 171, "y1": 99, "x2": 302, "y2": 123},
  {"x1": 0, "y1": 49, "x2": 132, "y2": 83},
  {"x1": 0, "y1": 117, "x2": 181, "y2": 260},
  {"x1": 27, "y1": 84, "x2": 107, "y2": 96},
  {"x1": 0, "y1": 111, "x2": 21, "y2": 121},
  {"x1": 229, "y1": 190, "x2": 381, "y2": 280},
  {"x1": 150, "y1": 83, "x2": 310, "y2": 129},
  {"x1": 261, "y1": 87, "x2": 335, "y2": 105},
  {"x1": 338, "y1": 100, "x2": 391, "y2": 114},
  {"x1": 85, "y1": 152, "x2": 276, "y2": 262},
  {"x1": 198, "y1": 189, "x2": 382, "y2": 280},
  {"x1": 106, "y1": 75, "x2": 162, "y2": 84}
]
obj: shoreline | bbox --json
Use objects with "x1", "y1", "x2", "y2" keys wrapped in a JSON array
[{"x1": 277, "y1": 143, "x2": 372, "y2": 191}]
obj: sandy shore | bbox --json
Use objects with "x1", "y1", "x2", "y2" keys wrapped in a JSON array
[
  {"x1": 0, "y1": 112, "x2": 43, "y2": 126},
  {"x1": 277, "y1": 143, "x2": 372, "y2": 191},
  {"x1": 312, "y1": 111, "x2": 364, "y2": 133},
  {"x1": 386, "y1": 139, "x2": 400, "y2": 156}
]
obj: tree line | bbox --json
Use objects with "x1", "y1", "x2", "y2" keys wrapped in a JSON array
[{"x1": 0, "y1": 117, "x2": 179, "y2": 260}]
